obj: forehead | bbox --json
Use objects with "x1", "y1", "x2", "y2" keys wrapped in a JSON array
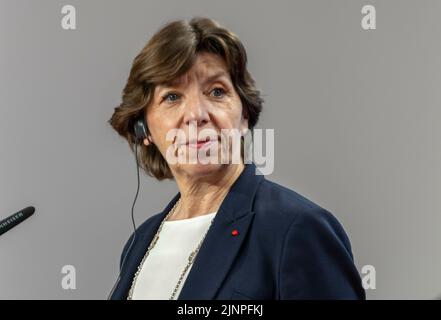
[{"x1": 156, "y1": 53, "x2": 231, "y2": 90}]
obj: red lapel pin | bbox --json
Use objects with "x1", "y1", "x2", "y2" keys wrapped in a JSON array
[{"x1": 231, "y1": 229, "x2": 239, "y2": 236}]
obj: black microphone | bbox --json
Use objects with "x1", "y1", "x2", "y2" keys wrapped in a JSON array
[{"x1": 0, "y1": 206, "x2": 35, "y2": 237}]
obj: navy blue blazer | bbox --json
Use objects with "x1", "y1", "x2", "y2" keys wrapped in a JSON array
[{"x1": 110, "y1": 163, "x2": 365, "y2": 300}]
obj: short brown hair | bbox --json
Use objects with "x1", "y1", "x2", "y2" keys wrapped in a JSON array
[{"x1": 108, "y1": 17, "x2": 263, "y2": 180}]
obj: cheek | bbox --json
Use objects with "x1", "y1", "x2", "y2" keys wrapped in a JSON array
[
  {"x1": 227, "y1": 109, "x2": 244, "y2": 129},
  {"x1": 147, "y1": 114, "x2": 174, "y2": 146},
  {"x1": 212, "y1": 102, "x2": 243, "y2": 128}
]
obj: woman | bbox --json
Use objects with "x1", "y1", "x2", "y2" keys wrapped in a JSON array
[{"x1": 108, "y1": 17, "x2": 365, "y2": 300}]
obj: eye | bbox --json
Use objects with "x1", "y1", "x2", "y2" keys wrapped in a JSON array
[
  {"x1": 210, "y1": 87, "x2": 226, "y2": 98},
  {"x1": 162, "y1": 92, "x2": 181, "y2": 103}
]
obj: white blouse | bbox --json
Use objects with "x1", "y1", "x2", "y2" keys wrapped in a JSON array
[{"x1": 130, "y1": 211, "x2": 217, "y2": 300}]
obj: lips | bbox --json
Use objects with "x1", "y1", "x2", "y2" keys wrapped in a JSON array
[{"x1": 185, "y1": 136, "x2": 218, "y2": 149}]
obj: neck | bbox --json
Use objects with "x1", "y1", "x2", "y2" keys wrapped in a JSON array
[{"x1": 168, "y1": 163, "x2": 245, "y2": 221}]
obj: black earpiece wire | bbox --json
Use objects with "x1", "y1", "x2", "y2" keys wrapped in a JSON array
[{"x1": 107, "y1": 138, "x2": 141, "y2": 300}]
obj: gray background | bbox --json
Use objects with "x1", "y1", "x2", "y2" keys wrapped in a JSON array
[{"x1": 1, "y1": 0, "x2": 440, "y2": 299}]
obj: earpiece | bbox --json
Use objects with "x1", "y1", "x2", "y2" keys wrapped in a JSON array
[{"x1": 133, "y1": 116, "x2": 149, "y2": 143}]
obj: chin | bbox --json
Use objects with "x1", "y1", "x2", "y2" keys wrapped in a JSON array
[{"x1": 182, "y1": 162, "x2": 226, "y2": 177}]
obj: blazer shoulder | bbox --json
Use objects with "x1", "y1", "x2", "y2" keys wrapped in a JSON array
[
  {"x1": 256, "y1": 180, "x2": 364, "y2": 299},
  {"x1": 255, "y1": 177, "x2": 329, "y2": 220},
  {"x1": 254, "y1": 177, "x2": 354, "y2": 256}
]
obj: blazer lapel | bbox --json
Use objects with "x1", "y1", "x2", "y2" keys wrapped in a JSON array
[{"x1": 178, "y1": 163, "x2": 264, "y2": 299}]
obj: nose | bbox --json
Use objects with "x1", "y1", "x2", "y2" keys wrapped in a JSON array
[{"x1": 182, "y1": 91, "x2": 210, "y2": 128}]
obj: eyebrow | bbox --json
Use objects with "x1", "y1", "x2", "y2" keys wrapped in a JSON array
[
  {"x1": 158, "y1": 71, "x2": 230, "y2": 92},
  {"x1": 201, "y1": 71, "x2": 230, "y2": 86}
]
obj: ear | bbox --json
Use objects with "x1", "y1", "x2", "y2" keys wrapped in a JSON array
[
  {"x1": 143, "y1": 135, "x2": 153, "y2": 146},
  {"x1": 240, "y1": 116, "x2": 249, "y2": 136}
]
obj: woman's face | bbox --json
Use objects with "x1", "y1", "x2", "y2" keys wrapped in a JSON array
[{"x1": 144, "y1": 52, "x2": 248, "y2": 178}]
